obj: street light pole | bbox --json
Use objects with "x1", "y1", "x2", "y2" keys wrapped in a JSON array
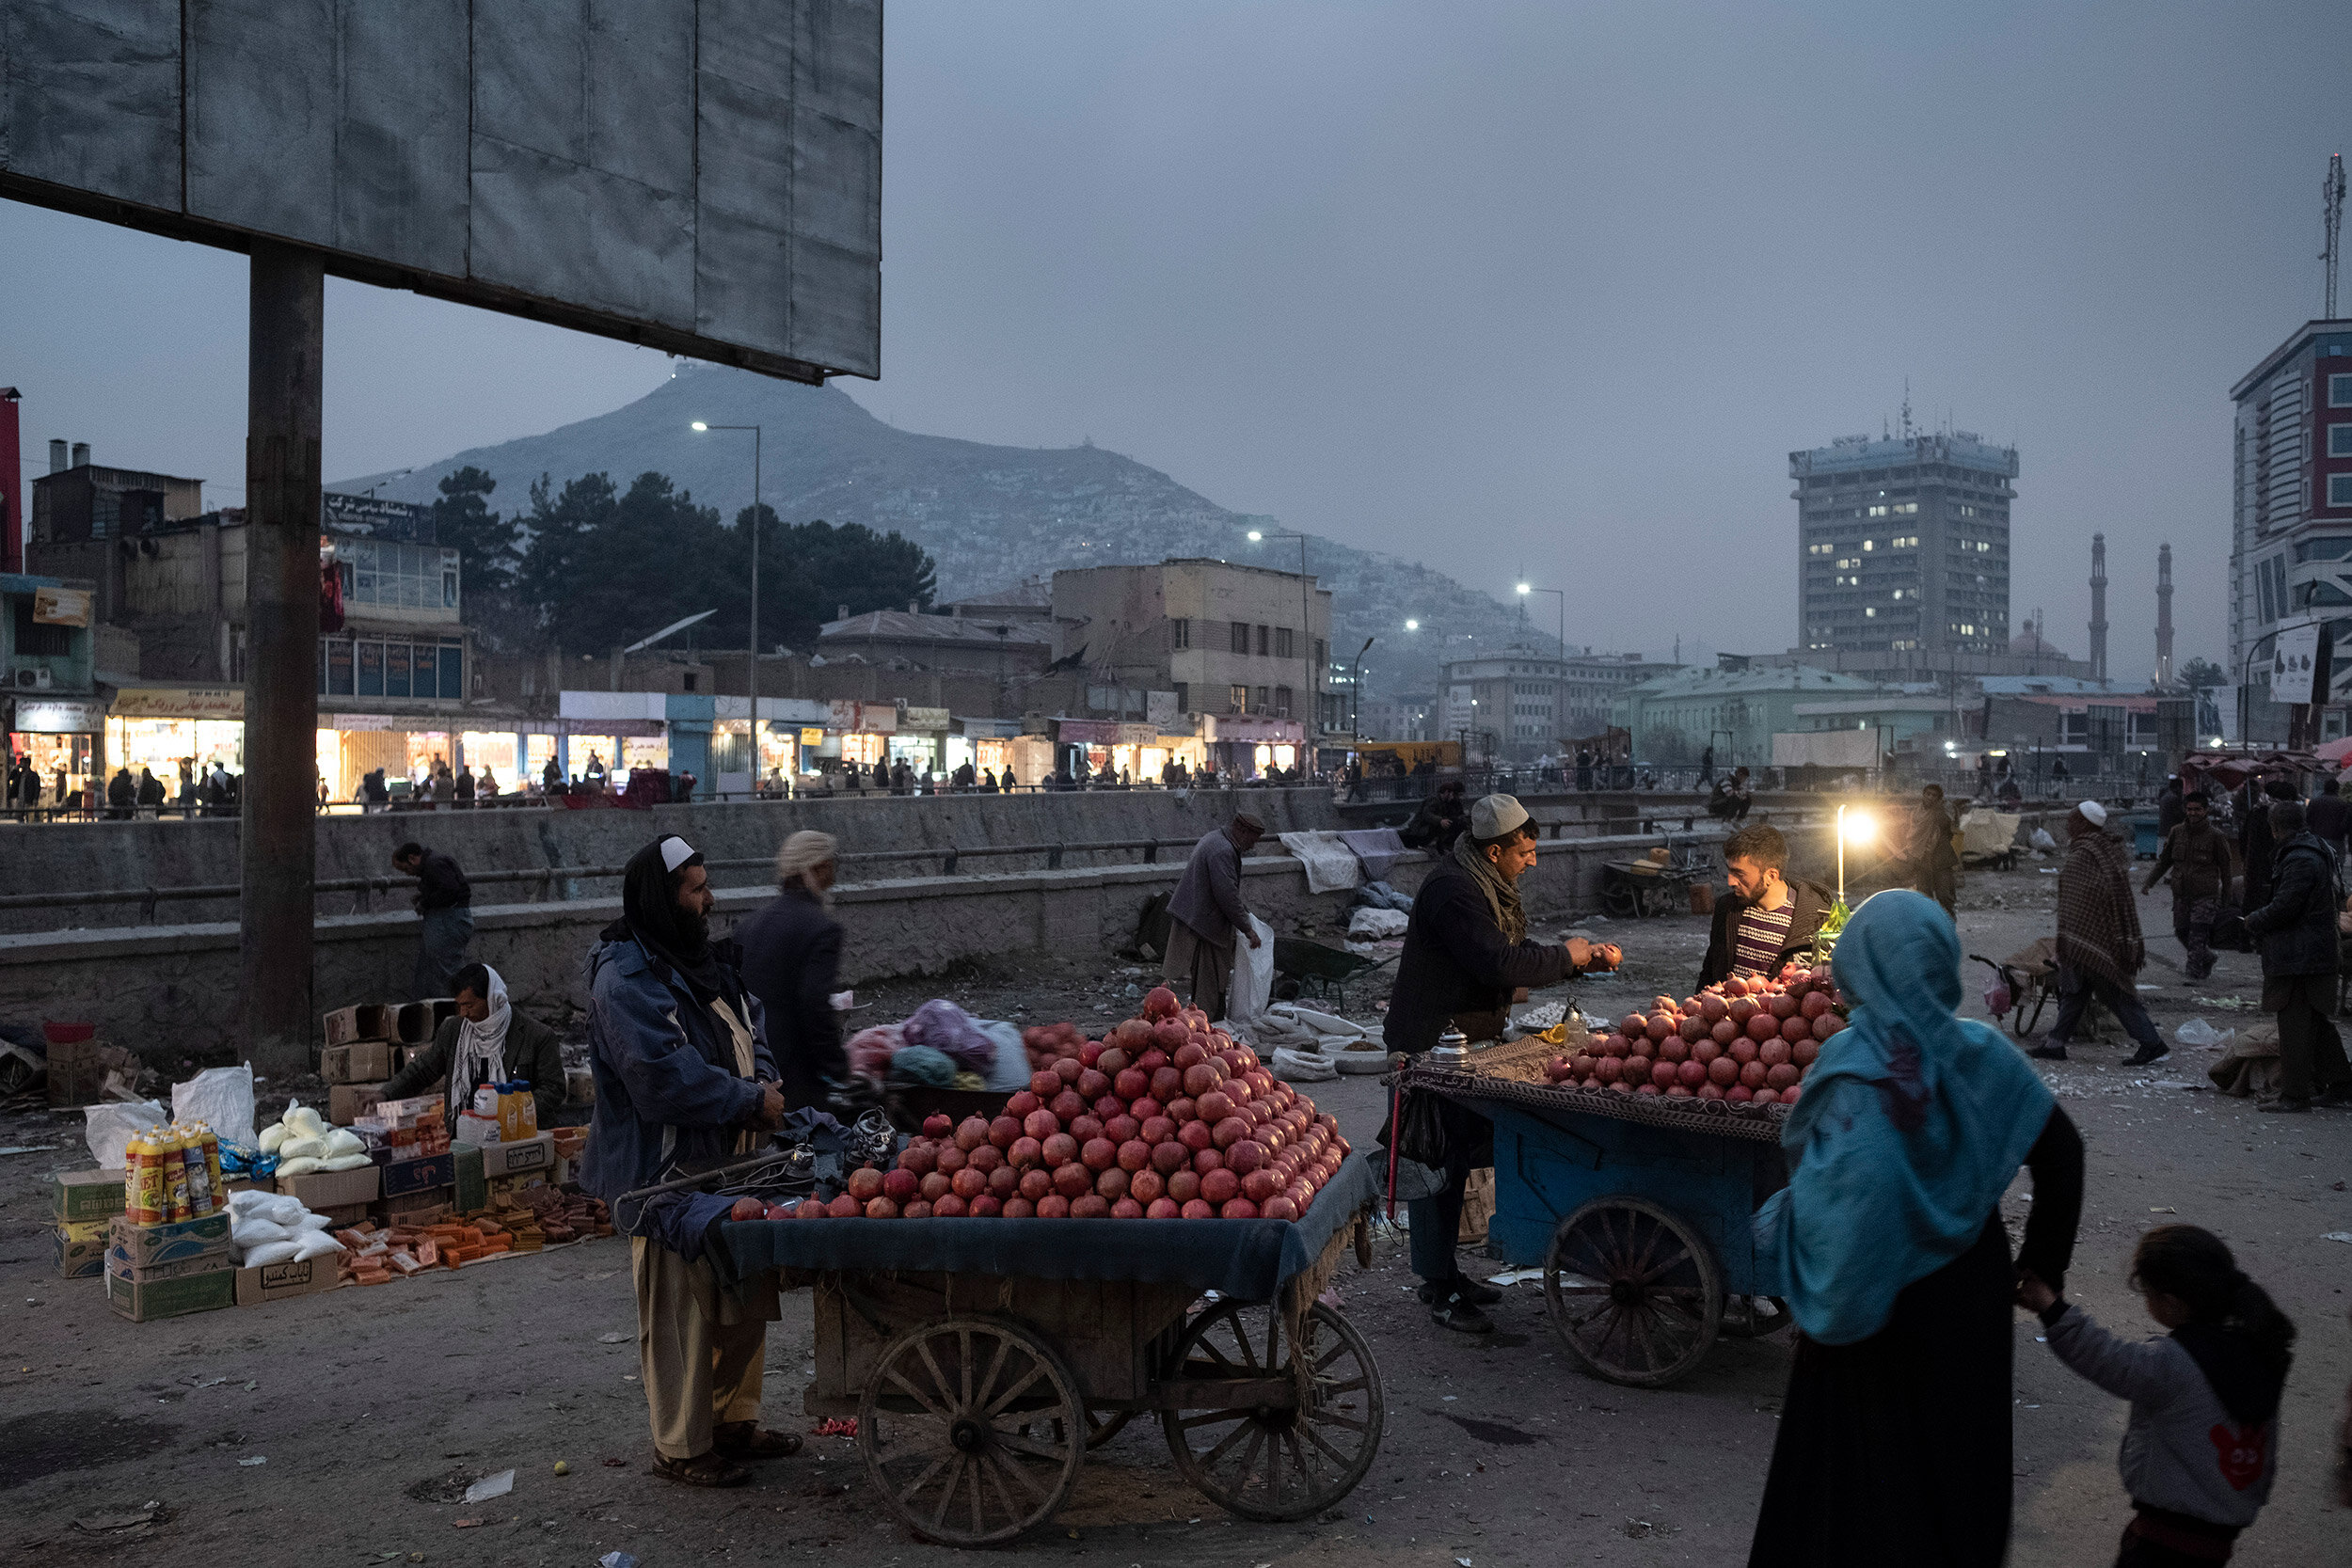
[
  {"x1": 1350, "y1": 637, "x2": 1375, "y2": 737},
  {"x1": 1248, "y1": 529, "x2": 1317, "y2": 756},
  {"x1": 693, "y1": 422, "x2": 762, "y2": 794}
]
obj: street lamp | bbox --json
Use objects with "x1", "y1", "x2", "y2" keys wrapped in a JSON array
[
  {"x1": 1350, "y1": 636, "x2": 1375, "y2": 737},
  {"x1": 1515, "y1": 582, "x2": 1567, "y2": 660},
  {"x1": 1835, "y1": 802, "x2": 1877, "y2": 908},
  {"x1": 1405, "y1": 619, "x2": 1420, "y2": 632},
  {"x1": 1244, "y1": 529, "x2": 1318, "y2": 744},
  {"x1": 692, "y1": 420, "x2": 762, "y2": 795}
]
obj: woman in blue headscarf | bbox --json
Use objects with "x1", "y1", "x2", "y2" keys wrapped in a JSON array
[{"x1": 1748, "y1": 891, "x2": 2083, "y2": 1567}]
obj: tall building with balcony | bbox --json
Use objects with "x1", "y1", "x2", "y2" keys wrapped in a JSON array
[
  {"x1": 2229, "y1": 319, "x2": 2352, "y2": 740},
  {"x1": 1790, "y1": 429, "x2": 2018, "y2": 664}
]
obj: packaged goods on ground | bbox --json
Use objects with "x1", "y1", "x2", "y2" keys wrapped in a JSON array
[
  {"x1": 327, "y1": 1082, "x2": 387, "y2": 1126},
  {"x1": 320, "y1": 1041, "x2": 393, "y2": 1084},
  {"x1": 52, "y1": 1165, "x2": 126, "y2": 1224},
  {"x1": 54, "y1": 1217, "x2": 108, "y2": 1278}
]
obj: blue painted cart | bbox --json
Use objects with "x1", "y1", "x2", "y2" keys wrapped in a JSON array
[{"x1": 1408, "y1": 1060, "x2": 1793, "y2": 1386}]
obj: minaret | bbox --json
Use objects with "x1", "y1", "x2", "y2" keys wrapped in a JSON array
[
  {"x1": 2155, "y1": 543, "x2": 2174, "y2": 687},
  {"x1": 2089, "y1": 532, "x2": 2108, "y2": 683}
]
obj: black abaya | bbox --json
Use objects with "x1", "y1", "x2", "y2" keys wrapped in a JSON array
[{"x1": 1747, "y1": 1104, "x2": 2083, "y2": 1568}]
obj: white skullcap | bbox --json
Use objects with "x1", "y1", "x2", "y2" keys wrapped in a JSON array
[
  {"x1": 1471, "y1": 794, "x2": 1531, "y2": 840},
  {"x1": 2076, "y1": 800, "x2": 2107, "y2": 826},
  {"x1": 658, "y1": 834, "x2": 700, "y2": 872}
]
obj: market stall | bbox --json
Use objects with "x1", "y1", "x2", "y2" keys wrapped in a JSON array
[
  {"x1": 621, "y1": 988, "x2": 1385, "y2": 1545},
  {"x1": 1400, "y1": 962, "x2": 1846, "y2": 1386}
]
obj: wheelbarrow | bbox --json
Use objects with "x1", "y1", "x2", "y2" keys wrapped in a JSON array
[
  {"x1": 1598, "y1": 857, "x2": 1698, "y2": 919},
  {"x1": 1973, "y1": 941, "x2": 2059, "y2": 1038},
  {"x1": 1273, "y1": 937, "x2": 1397, "y2": 1009}
]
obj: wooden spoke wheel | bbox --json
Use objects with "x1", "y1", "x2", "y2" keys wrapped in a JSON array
[
  {"x1": 1160, "y1": 1299, "x2": 1384, "y2": 1523},
  {"x1": 855, "y1": 1317, "x2": 1086, "y2": 1546},
  {"x1": 1542, "y1": 1197, "x2": 1724, "y2": 1387},
  {"x1": 1720, "y1": 1293, "x2": 1792, "y2": 1339}
]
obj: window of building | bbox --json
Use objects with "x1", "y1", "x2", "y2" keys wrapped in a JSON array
[
  {"x1": 1253, "y1": 685, "x2": 1269, "y2": 712},
  {"x1": 1893, "y1": 502, "x2": 1918, "y2": 515},
  {"x1": 2297, "y1": 537, "x2": 2352, "y2": 562},
  {"x1": 1892, "y1": 535, "x2": 1919, "y2": 548},
  {"x1": 1313, "y1": 639, "x2": 1327, "y2": 669},
  {"x1": 2330, "y1": 474, "x2": 2352, "y2": 508},
  {"x1": 1862, "y1": 539, "x2": 1876, "y2": 551},
  {"x1": 1231, "y1": 622, "x2": 1249, "y2": 655},
  {"x1": 2330, "y1": 425, "x2": 2352, "y2": 459},
  {"x1": 1255, "y1": 625, "x2": 1270, "y2": 656},
  {"x1": 1174, "y1": 682, "x2": 1189, "y2": 711},
  {"x1": 1274, "y1": 626, "x2": 1295, "y2": 658},
  {"x1": 1228, "y1": 683, "x2": 1248, "y2": 712},
  {"x1": 2330, "y1": 372, "x2": 2352, "y2": 407},
  {"x1": 1169, "y1": 618, "x2": 1191, "y2": 649},
  {"x1": 1274, "y1": 686, "x2": 1293, "y2": 717},
  {"x1": 1865, "y1": 607, "x2": 1878, "y2": 618},
  {"x1": 1867, "y1": 504, "x2": 1888, "y2": 517},
  {"x1": 11, "y1": 596, "x2": 74, "y2": 656}
]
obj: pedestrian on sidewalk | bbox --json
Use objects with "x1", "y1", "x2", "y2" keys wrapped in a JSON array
[
  {"x1": 391, "y1": 840, "x2": 473, "y2": 999},
  {"x1": 1162, "y1": 812, "x2": 1265, "y2": 1022},
  {"x1": 105, "y1": 766, "x2": 135, "y2": 819},
  {"x1": 580, "y1": 834, "x2": 798, "y2": 1488},
  {"x1": 1748, "y1": 891, "x2": 2084, "y2": 1568},
  {"x1": 738, "y1": 832, "x2": 848, "y2": 1114},
  {"x1": 2142, "y1": 791, "x2": 2237, "y2": 983},
  {"x1": 2308, "y1": 774, "x2": 2349, "y2": 874},
  {"x1": 2237, "y1": 797, "x2": 2352, "y2": 1113},
  {"x1": 2032, "y1": 800, "x2": 2170, "y2": 1066},
  {"x1": 2017, "y1": 1225, "x2": 2292, "y2": 1567},
  {"x1": 1905, "y1": 783, "x2": 1960, "y2": 917}
]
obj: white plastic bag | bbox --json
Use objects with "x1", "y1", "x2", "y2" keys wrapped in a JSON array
[
  {"x1": 293, "y1": 1211, "x2": 334, "y2": 1231},
  {"x1": 2175, "y1": 1019, "x2": 2234, "y2": 1050},
  {"x1": 322, "y1": 1128, "x2": 365, "y2": 1158},
  {"x1": 319, "y1": 1153, "x2": 373, "y2": 1172},
  {"x1": 276, "y1": 1156, "x2": 324, "y2": 1178},
  {"x1": 1225, "y1": 914, "x2": 1277, "y2": 1030},
  {"x1": 241, "y1": 1240, "x2": 302, "y2": 1267},
  {"x1": 260, "y1": 1194, "x2": 308, "y2": 1227},
  {"x1": 231, "y1": 1217, "x2": 293, "y2": 1250},
  {"x1": 171, "y1": 1065, "x2": 257, "y2": 1150},
  {"x1": 227, "y1": 1188, "x2": 276, "y2": 1218},
  {"x1": 83, "y1": 1100, "x2": 170, "y2": 1168},
  {"x1": 278, "y1": 1135, "x2": 329, "y2": 1162},
  {"x1": 291, "y1": 1230, "x2": 345, "y2": 1260},
  {"x1": 1346, "y1": 906, "x2": 1408, "y2": 941}
]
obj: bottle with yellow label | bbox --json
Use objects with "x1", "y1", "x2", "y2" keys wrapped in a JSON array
[
  {"x1": 155, "y1": 1123, "x2": 190, "y2": 1222},
  {"x1": 178, "y1": 1122, "x2": 216, "y2": 1217},
  {"x1": 198, "y1": 1123, "x2": 225, "y2": 1210},
  {"x1": 124, "y1": 1127, "x2": 164, "y2": 1224}
]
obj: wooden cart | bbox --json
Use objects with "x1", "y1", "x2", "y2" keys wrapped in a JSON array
[
  {"x1": 1404, "y1": 1043, "x2": 1792, "y2": 1388},
  {"x1": 720, "y1": 1164, "x2": 1386, "y2": 1546}
]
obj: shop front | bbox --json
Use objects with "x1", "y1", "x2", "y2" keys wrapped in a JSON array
[
  {"x1": 890, "y1": 705, "x2": 950, "y2": 778},
  {"x1": 954, "y1": 718, "x2": 1021, "y2": 784},
  {"x1": 107, "y1": 687, "x2": 246, "y2": 800},
  {"x1": 826, "y1": 699, "x2": 897, "y2": 786},
  {"x1": 1202, "y1": 715, "x2": 1305, "y2": 781},
  {"x1": 8, "y1": 694, "x2": 106, "y2": 810}
]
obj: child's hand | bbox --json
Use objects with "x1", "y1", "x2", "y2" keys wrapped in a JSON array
[{"x1": 2014, "y1": 1270, "x2": 2057, "y2": 1314}]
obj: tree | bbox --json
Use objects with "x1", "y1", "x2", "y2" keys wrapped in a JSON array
[
  {"x1": 2179, "y1": 657, "x2": 2225, "y2": 690},
  {"x1": 716, "y1": 507, "x2": 939, "y2": 653},
  {"x1": 515, "y1": 470, "x2": 725, "y2": 649},
  {"x1": 428, "y1": 467, "x2": 521, "y2": 593}
]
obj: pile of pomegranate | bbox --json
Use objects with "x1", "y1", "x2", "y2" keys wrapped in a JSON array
[
  {"x1": 1021, "y1": 1020, "x2": 1087, "y2": 1072},
  {"x1": 772, "y1": 986, "x2": 1349, "y2": 1222},
  {"x1": 1542, "y1": 962, "x2": 1846, "y2": 1107}
]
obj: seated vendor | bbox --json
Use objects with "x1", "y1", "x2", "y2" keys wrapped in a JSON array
[
  {"x1": 380, "y1": 962, "x2": 566, "y2": 1135},
  {"x1": 1698, "y1": 822, "x2": 1835, "y2": 989},
  {"x1": 1384, "y1": 793, "x2": 1620, "y2": 1334}
]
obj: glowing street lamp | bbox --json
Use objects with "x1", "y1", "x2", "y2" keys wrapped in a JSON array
[
  {"x1": 1835, "y1": 802, "x2": 1877, "y2": 907},
  {"x1": 1405, "y1": 619, "x2": 1420, "y2": 631}
]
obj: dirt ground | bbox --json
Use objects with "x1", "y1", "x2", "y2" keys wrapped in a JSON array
[{"x1": 3, "y1": 859, "x2": 2347, "y2": 1566}]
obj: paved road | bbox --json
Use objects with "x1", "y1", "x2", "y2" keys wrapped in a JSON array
[{"x1": 1, "y1": 860, "x2": 2344, "y2": 1563}]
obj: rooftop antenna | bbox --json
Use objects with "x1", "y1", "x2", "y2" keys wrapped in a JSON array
[
  {"x1": 1899, "y1": 379, "x2": 1913, "y2": 440},
  {"x1": 2326, "y1": 153, "x2": 2346, "y2": 318}
]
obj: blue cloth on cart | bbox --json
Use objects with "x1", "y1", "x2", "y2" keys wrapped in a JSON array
[
  {"x1": 710, "y1": 1153, "x2": 1377, "y2": 1302},
  {"x1": 1755, "y1": 890, "x2": 2053, "y2": 1345}
]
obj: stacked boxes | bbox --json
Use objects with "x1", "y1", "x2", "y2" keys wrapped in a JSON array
[
  {"x1": 361, "y1": 1095, "x2": 454, "y2": 1226},
  {"x1": 321, "y1": 1005, "x2": 398, "y2": 1126},
  {"x1": 50, "y1": 1168, "x2": 125, "y2": 1278},
  {"x1": 105, "y1": 1211, "x2": 234, "y2": 1320}
]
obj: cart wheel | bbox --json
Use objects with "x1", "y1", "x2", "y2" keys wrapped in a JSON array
[
  {"x1": 855, "y1": 1316, "x2": 1086, "y2": 1546},
  {"x1": 1160, "y1": 1300, "x2": 1384, "y2": 1523},
  {"x1": 1541, "y1": 1197, "x2": 1724, "y2": 1387},
  {"x1": 1599, "y1": 879, "x2": 1640, "y2": 920},
  {"x1": 1720, "y1": 1293, "x2": 1792, "y2": 1339}
]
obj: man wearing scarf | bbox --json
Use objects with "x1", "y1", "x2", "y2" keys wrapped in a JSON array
[
  {"x1": 1163, "y1": 813, "x2": 1267, "y2": 1021},
  {"x1": 2033, "y1": 800, "x2": 2169, "y2": 1067},
  {"x1": 379, "y1": 963, "x2": 564, "y2": 1136},
  {"x1": 739, "y1": 831, "x2": 850, "y2": 1111},
  {"x1": 581, "y1": 835, "x2": 796, "y2": 1488},
  {"x1": 1383, "y1": 794, "x2": 1618, "y2": 1332}
]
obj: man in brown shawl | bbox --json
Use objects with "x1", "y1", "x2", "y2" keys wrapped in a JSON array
[{"x1": 2030, "y1": 800, "x2": 2170, "y2": 1066}]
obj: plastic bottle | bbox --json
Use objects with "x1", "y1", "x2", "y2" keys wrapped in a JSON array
[
  {"x1": 155, "y1": 1123, "x2": 190, "y2": 1222},
  {"x1": 182, "y1": 1122, "x2": 218, "y2": 1217},
  {"x1": 514, "y1": 1080, "x2": 538, "y2": 1139},
  {"x1": 199, "y1": 1124, "x2": 225, "y2": 1209},
  {"x1": 472, "y1": 1083, "x2": 500, "y2": 1119},
  {"x1": 497, "y1": 1083, "x2": 523, "y2": 1143},
  {"x1": 125, "y1": 1127, "x2": 163, "y2": 1224}
]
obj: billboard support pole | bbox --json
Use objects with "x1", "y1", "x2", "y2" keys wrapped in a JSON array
[{"x1": 239, "y1": 241, "x2": 325, "y2": 1079}]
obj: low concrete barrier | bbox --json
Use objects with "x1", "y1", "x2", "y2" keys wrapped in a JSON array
[{"x1": 4, "y1": 820, "x2": 1843, "y2": 1065}]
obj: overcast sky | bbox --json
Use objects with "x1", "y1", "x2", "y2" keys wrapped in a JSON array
[{"x1": 8, "y1": 1, "x2": 2352, "y2": 676}]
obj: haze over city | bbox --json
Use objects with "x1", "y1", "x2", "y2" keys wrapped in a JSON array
[{"x1": 8, "y1": 1, "x2": 2352, "y2": 674}]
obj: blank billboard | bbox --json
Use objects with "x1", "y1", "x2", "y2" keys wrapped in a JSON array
[{"x1": 0, "y1": 0, "x2": 881, "y2": 383}]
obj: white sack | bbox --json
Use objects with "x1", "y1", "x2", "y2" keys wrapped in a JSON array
[{"x1": 171, "y1": 1065, "x2": 257, "y2": 1150}]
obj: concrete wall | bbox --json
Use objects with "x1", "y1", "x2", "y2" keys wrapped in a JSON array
[
  {"x1": 0, "y1": 786, "x2": 1351, "y2": 936},
  {"x1": 0, "y1": 820, "x2": 1842, "y2": 1067}
]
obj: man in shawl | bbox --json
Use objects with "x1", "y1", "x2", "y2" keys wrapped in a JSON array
[
  {"x1": 1162, "y1": 813, "x2": 1266, "y2": 1021},
  {"x1": 580, "y1": 835, "x2": 796, "y2": 1488},
  {"x1": 2141, "y1": 789, "x2": 2237, "y2": 982},
  {"x1": 380, "y1": 962, "x2": 564, "y2": 1136},
  {"x1": 1383, "y1": 794, "x2": 1619, "y2": 1332},
  {"x1": 2030, "y1": 800, "x2": 2169, "y2": 1066},
  {"x1": 2240, "y1": 797, "x2": 2352, "y2": 1112},
  {"x1": 738, "y1": 831, "x2": 850, "y2": 1112}
]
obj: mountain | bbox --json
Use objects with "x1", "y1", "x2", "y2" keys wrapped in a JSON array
[{"x1": 334, "y1": 363, "x2": 1512, "y2": 686}]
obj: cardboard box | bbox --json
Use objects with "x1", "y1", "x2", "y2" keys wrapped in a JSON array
[
  {"x1": 395, "y1": 1001, "x2": 443, "y2": 1043},
  {"x1": 461, "y1": 1132, "x2": 555, "y2": 1180},
  {"x1": 51, "y1": 1166, "x2": 128, "y2": 1224},
  {"x1": 55, "y1": 1222, "x2": 107, "y2": 1278},
  {"x1": 379, "y1": 1148, "x2": 455, "y2": 1197},
  {"x1": 234, "y1": 1255, "x2": 343, "y2": 1307},
  {"x1": 323, "y1": 1003, "x2": 395, "y2": 1047},
  {"x1": 321, "y1": 1040, "x2": 394, "y2": 1084},
  {"x1": 315, "y1": 1200, "x2": 373, "y2": 1227},
  {"x1": 108, "y1": 1212, "x2": 232, "y2": 1272},
  {"x1": 1458, "y1": 1166, "x2": 1495, "y2": 1246},
  {"x1": 45, "y1": 1037, "x2": 141, "y2": 1106},
  {"x1": 394, "y1": 1044, "x2": 428, "y2": 1072},
  {"x1": 277, "y1": 1164, "x2": 381, "y2": 1211},
  {"x1": 329, "y1": 1082, "x2": 387, "y2": 1126},
  {"x1": 106, "y1": 1262, "x2": 235, "y2": 1321},
  {"x1": 109, "y1": 1248, "x2": 235, "y2": 1284},
  {"x1": 375, "y1": 1190, "x2": 455, "y2": 1228}
]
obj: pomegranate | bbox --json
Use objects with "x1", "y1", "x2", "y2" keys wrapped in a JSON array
[
  {"x1": 1621, "y1": 1056, "x2": 1652, "y2": 1086},
  {"x1": 847, "y1": 1168, "x2": 883, "y2": 1201},
  {"x1": 1018, "y1": 1168, "x2": 1054, "y2": 1201},
  {"x1": 1146, "y1": 1196, "x2": 1182, "y2": 1219},
  {"x1": 898, "y1": 1143, "x2": 937, "y2": 1176},
  {"x1": 794, "y1": 1197, "x2": 829, "y2": 1218},
  {"x1": 1645, "y1": 1014, "x2": 1676, "y2": 1042},
  {"x1": 1211, "y1": 1116, "x2": 1250, "y2": 1149},
  {"x1": 1708, "y1": 1055, "x2": 1740, "y2": 1085},
  {"x1": 1007, "y1": 1090, "x2": 1041, "y2": 1119},
  {"x1": 1659, "y1": 1037, "x2": 1689, "y2": 1064},
  {"x1": 1052, "y1": 1056, "x2": 1084, "y2": 1084},
  {"x1": 1728, "y1": 996, "x2": 1758, "y2": 1024},
  {"x1": 864, "y1": 1196, "x2": 898, "y2": 1219},
  {"x1": 1079, "y1": 1137, "x2": 1118, "y2": 1172},
  {"x1": 1096, "y1": 1166, "x2": 1131, "y2": 1201},
  {"x1": 1801, "y1": 990, "x2": 1833, "y2": 1020},
  {"x1": 1752, "y1": 1087, "x2": 1779, "y2": 1106},
  {"x1": 729, "y1": 1196, "x2": 765, "y2": 1222},
  {"x1": 1815, "y1": 1013, "x2": 1845, "y2": 1040},
  {"x1": 1758, "y1": 1038, "x2": 1791, "y2": 1068},
  {"x1": 1692, "y1": 1037, "x2": 1723, "y2": 1065},
  {"x1": 904, "y1": 1199, "x2": 935, "y2": 1219},
  {"x1": 920, "y1": 1171, "x2": 952, "y2": 1202},
  {"x1": 1035, "y1": 1195, "x2": 1070, "y2": 1218},
  {"x1": 1049, "y1": 1090, "x2": 1088, "y2": 1122},
  {"x1": 1729, "y1": 1037, "x2": 1759, "y2": 1065},
  {"x1": 988, "y1": 1165, "x2": 1020, "y2": 1198},
  {"x1": 1746, "y1": 1012, "x2": 1781, "y2": 1043},
  {"x1": 1097, "y1": 1045, "x2": 1130, "y2": 1075},
  {"x1": 951, "y1": 1167, "x2": 987, "y2": 1200},
  {"x1": 1151, "y1": 1141, "x2": 1190, "y2": 1174},
  {"x1": 1767, "y1": 993, "x2": 1798, "y2": 1021},
  {"x1": 1028, "y1": 1071, "x2": 1060, "y2": 1099},
  {"x1": 1263, "y1": 1195, "x2": 1300, "y2": 1221},
  {"x1": 1792, "y1": 1037, "x2": 1820, "y2": 1067},
  {"x1": 1200, "y1": 1168, "x2": 1241, "y2": 1205},
  {"x1": 1600, "y1": 1033, "x2": 1631, "y2": 1058},
  {"x1": 1130, "y1": 1168, "x2": 1166, "y2": 1205},
  {"x1": 1178, "y1": 1120, "x2": 1215, "y2": 1152},
  {"x1": 1114, "y1": 1068, "x2": 1151, "y2": 1101},
  {"x1": 1053, "y1": 1164, "x2": 1093, "y2": 1199},
  {"x1": 1740, "y1": 1060, "x2": 1769, "y2": 1089},
  {"x1": 1168, "y1": 1170, "x2": 1202, "y2": 1204},
  {"x1": 934, "y1": 1145, "x2": 967, "y2": 1176},
  {"x1": 1069, "y1": 1115, "x2": 1104, "y2": 1143},
  {"x1": 1677, "y1": 1058, "x2": 1708, "y2": 1088},
  {"x1": 1678, "y1": 1016, "x2": 1709, "y2": 1043},
  {"x1": 1699, "y1": 993, "x2": 1729, "y2": 1022},
  {"x1": 1595, "y1": 1056, "x2": 1624, "y2": 1085},
  {"x1": 882, "y1": 1168, "x2": 918, "y2": 1202},
  {"x1": 827, "y1": 1193, "x2": 862, "y2": 1217},
  {"x1": 1104, "y1": 1113, "x2": 1141, "y2": 1143},
  {"x1": 1180, "y1": 1198, "x2": 1216, "y2": 1219},
  {"x1": 1765, "y1": 1063, "x2": 1799, "y2": 1089},
  {"x1": 988, "y1": 1116, "x2": 1022, "y2": 1149},
  {"x1": 1193, "y1": 1146, "x2": 1224, "y2": 1175}
]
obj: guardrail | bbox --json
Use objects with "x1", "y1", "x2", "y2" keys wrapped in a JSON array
[{"x1": 0, "y1": 836, "x2": 1225, "y2": 923}]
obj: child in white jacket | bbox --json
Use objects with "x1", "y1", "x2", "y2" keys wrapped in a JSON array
[{"x1": 2019, "y1": 1225, "x2": 2294, "y2": 1567}]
